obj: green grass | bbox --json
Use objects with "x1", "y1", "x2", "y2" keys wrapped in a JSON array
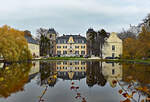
[{"x1": 35, "y1": 57, "x2": 150, "y2": 64}]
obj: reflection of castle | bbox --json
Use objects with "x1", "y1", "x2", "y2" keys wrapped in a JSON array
[
  {"x1": 28, "y1": 61, "x2": 40, "y2": 82},
  {"x1": 0, "y1": 63, "x2": 4, "y2": 68},
  {"x1": 102, "y1": 62, "x2": 122, "y2": 88},
  {"x1": 56, "y1": 61, "x2": 87, "y2": 80},
  {"x1": 29, "y1": 61, "x2": 122, "y2": 88},
  {"x1": 86, "y1": 61, "x2": 122, "y2": 88}
]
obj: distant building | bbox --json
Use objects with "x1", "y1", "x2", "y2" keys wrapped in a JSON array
[
  {"x1": 24, "y1": 34, "x2": 40, "y2": 57},
  {"x1": 56, "y1": 35, "x2": 87, "y2": 57},
  {"x1": 46, "y1": 28, "x2": 57, "y2": 56},
  {"x1": 102, "y1": 32, "x2": 122, "y2": 58}
]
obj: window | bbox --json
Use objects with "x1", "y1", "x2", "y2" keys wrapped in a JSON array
[
  {"x1": 70, "y1": 62, "x2": 72, "y2": 65},
  {"x1": 75, "y1": 51, "x2": 79, "y2": 55},
  {"x1": 57, "y1": 51, "x2": 61, "y2": 55},
  {"x1": 63, "y1": 46, "x2": 67, "y2": 48},
  {"x1": 81, "y1": 51, "x2": 85, "y2": 55},
  {"x1": 81, "y1": 46, "x2": 85, "y2": 48},
  {"x1": 82, "y1": 40, "x2": 85, "y2": 43},
  {"x1": 112, "y1": 69, "x2": 115, "y2": 75},
  {"x1": 63, "y1": 51, "x2": 67, "y2": 54},
  {"x1": 57, "y1": 46, "x2": 61, "y2": 48},
  {"x1": 64, "y1": 40, "x2": 67, "y2": 43},
  {"x1": 75, "y1": 46, "x2": 79, "y2": 48},
  {"x1": 112, "y1": 45, "x2": 115, "y2": 51},
  {"x1": 57, "y1": 62, "x2": 61, "y2": 65},
  {"x1": 63, "y1": 61, "x2": 67, "y2": 65},
  {"x1": 81, "y1": 61, "x2": 85, "y2": 65},
  {"x1": 75, "y1": 61, "x2": 79, "y2": 65},
  {"x1": 112, "y1": 53, "x2": 115, "y2": 57}
]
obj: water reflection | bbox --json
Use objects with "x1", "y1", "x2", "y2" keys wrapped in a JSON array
[
  {"x1": 56, "y1": 61, "x2": 86, "y2": 80},
  {"x1": 30, "y1": 61, "x2": 123, "y2": 88},
  {"x1": 1, "y1": 61, "x2": 150, "y2": 102},
  {"x1": 0, "y1": 62, "x2": 32, "y2": 98}
]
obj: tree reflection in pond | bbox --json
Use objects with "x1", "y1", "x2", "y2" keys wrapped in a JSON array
[
  {"x1": 86, "y1": 61, "x2": 107, "y2": 87},
  {"x1": 118, "y1": 63, "x2": 150, "y2": 102},
  {"x1": 0, "y1": 62, "x2": 32, "y2": 98},
  {"x1": 1, "y1": 61, "x2": 150, "y2": 102}
]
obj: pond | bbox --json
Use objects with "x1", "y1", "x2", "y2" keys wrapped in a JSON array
[{"x1": 0, "y1": 60, "x2": 150, "y2": 102}]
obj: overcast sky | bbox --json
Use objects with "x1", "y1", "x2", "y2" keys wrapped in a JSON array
[{"x1": 0, "y1": 0, "x2": 150, "y2": 36}]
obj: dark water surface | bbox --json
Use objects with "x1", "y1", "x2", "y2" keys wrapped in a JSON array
[{"x1": 0, "y1": 61, "x2": 150, "y2": 102}]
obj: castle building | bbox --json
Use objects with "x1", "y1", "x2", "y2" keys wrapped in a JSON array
[
  {"x1": 56, "y1": 35, "x2": 87, "y2": 57},
  {"x1": 46, "y1": 28, "x2": 57, "y2": 56},
  {"x1": 24, "y1": 34, "x2": 40, "y2": 58},
  {"x1": 102, "y1": 32, "x2": 122, "y2": 58}
]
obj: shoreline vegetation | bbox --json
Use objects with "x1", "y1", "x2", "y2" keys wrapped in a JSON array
[
  {"x1": 33, "y1": 57, "x2": 150, "y2": 64},
  {"x1": 1, "y1": 57, "x2": 150, "y2": 64}
]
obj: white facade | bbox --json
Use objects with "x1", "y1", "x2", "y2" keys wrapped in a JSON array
[
  {"x1": 102, "y1": 32, "x2": 122, "y2": 58},
  {"x1": 28, "y1": 43, "x2": 40, "y2": 57},
  {"x1": 102, "y1": 62, "x2": 122, "y2": 88}
]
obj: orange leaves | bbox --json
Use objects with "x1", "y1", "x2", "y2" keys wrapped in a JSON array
[
  {"x1": 118, "y1": 89, "x2": 123, "y2": 94},
  {"x1": 141, "y1": 99, "x2": 144, "y2": 102},
  {"x1": 82, "y1": 98, "x2": 87, "y2": 102},
  {"x1": 71, "y1": 82, "x2": 74, "y2": 85},
  {"x1": 136, "y1": 86, "x2": 149, "y2": 93},
  {"x1": 112, "y1": 80, "x2": 117, "y2": 85},
  {"x1": 70, "y1": 81, "x2": 87, "y2": 102},
  {"x1": 70, "y1": 86, "x2": 79, "y2": 90}
]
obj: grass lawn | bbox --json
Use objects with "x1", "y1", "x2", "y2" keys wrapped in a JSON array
[{"x1": 36, "y1": 57, "x2": 150, "y2": 64}]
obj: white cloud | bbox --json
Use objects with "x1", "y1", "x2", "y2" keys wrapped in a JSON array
[{"x1": 0, "y1": 0, "x2": 149, "y2": 35}]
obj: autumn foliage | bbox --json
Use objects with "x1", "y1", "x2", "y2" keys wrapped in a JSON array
[
  {"x1": 0, "y1": 25, "x2": 32, "y2": 62},
  {"x1": 0, "y1": 63, "x2": 32, "y2": 98},
  {"x1": 123, "y1": 27, "x2": 150, "y2": 59}
]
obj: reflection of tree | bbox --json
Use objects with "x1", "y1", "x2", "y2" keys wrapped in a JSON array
[
  {"x1": 122, "y1": 63, "x2": 150, "y2": 84},
  {"x1": 0, "y1": 62, "x2": 32, "y2": 98},
  {"x1": 117, "y1": 63, "x2": 150, "y2": 102},
  {"x1": 86, "y1": 61, "x2": 106, "y2": 87},
  {"x1": 40, "y1": 61, "x2": 57, "y2": 87}
]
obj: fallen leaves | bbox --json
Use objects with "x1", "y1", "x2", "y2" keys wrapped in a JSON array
[
  {"x1": 119, "y1": 89, "x2": 123, "y2": 94},
  {"x1": 70, "y1": 81, "x2": 87, "y2": 102}
]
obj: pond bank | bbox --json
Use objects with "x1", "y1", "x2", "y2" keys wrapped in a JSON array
[{"x1": 33, "y1": 57, "x2": 150, "y2": 64}]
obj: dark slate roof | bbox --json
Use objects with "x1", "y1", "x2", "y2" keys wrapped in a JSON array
[
  {"x1": 86, "y1": 28, "x2": 95, "y2": 34},
  {"x1": 47, "y1": 28, "x2": 57, "y2": 34},
  {"x1": 24, "y1": 35, "x2": 39, "y2": 44},
  {"x1": 56, "y1": 35, "x2": 86, "y2": 44}
]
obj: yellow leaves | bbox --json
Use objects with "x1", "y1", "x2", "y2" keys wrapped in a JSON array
[
  {"x1": 0, "y1": 25, "x2": 32, "y2": 62},
  {"x1": 123, "y1": 26, "x2": 150, "y2": 59},
  {"x1": 141, "y1": 99, "x2": 144, "y2": 102},
  {"x1": 122, "y1": 93, "x2": 133, "y2": 98},
  {"x1": 136, "y1": 86, "x2": 149, "y2": 93},
  {"x1": 5, "y1": 67, "x2": 9, "y2": 70},
  {"x1": 0, "y1": 77, "x2": 4, "y2": 81}
]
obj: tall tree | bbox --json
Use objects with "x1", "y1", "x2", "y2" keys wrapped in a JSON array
[
  {"x1": 86, "y1": 28, "x2": 97, "y2": 56},
  {"x1": 36, "y1": 28, "x2": 50, "y2": 56},
  {"x1": 0, "y1": 25, "x2": 32, "y2": 62},
  {"x1": 97, "y1": 29, "x2": 108, "y2": 58}
]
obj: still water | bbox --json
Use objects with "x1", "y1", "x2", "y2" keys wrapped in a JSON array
[{"x1": 0, "y1": 61, "x2": 150, "y2": 102}]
